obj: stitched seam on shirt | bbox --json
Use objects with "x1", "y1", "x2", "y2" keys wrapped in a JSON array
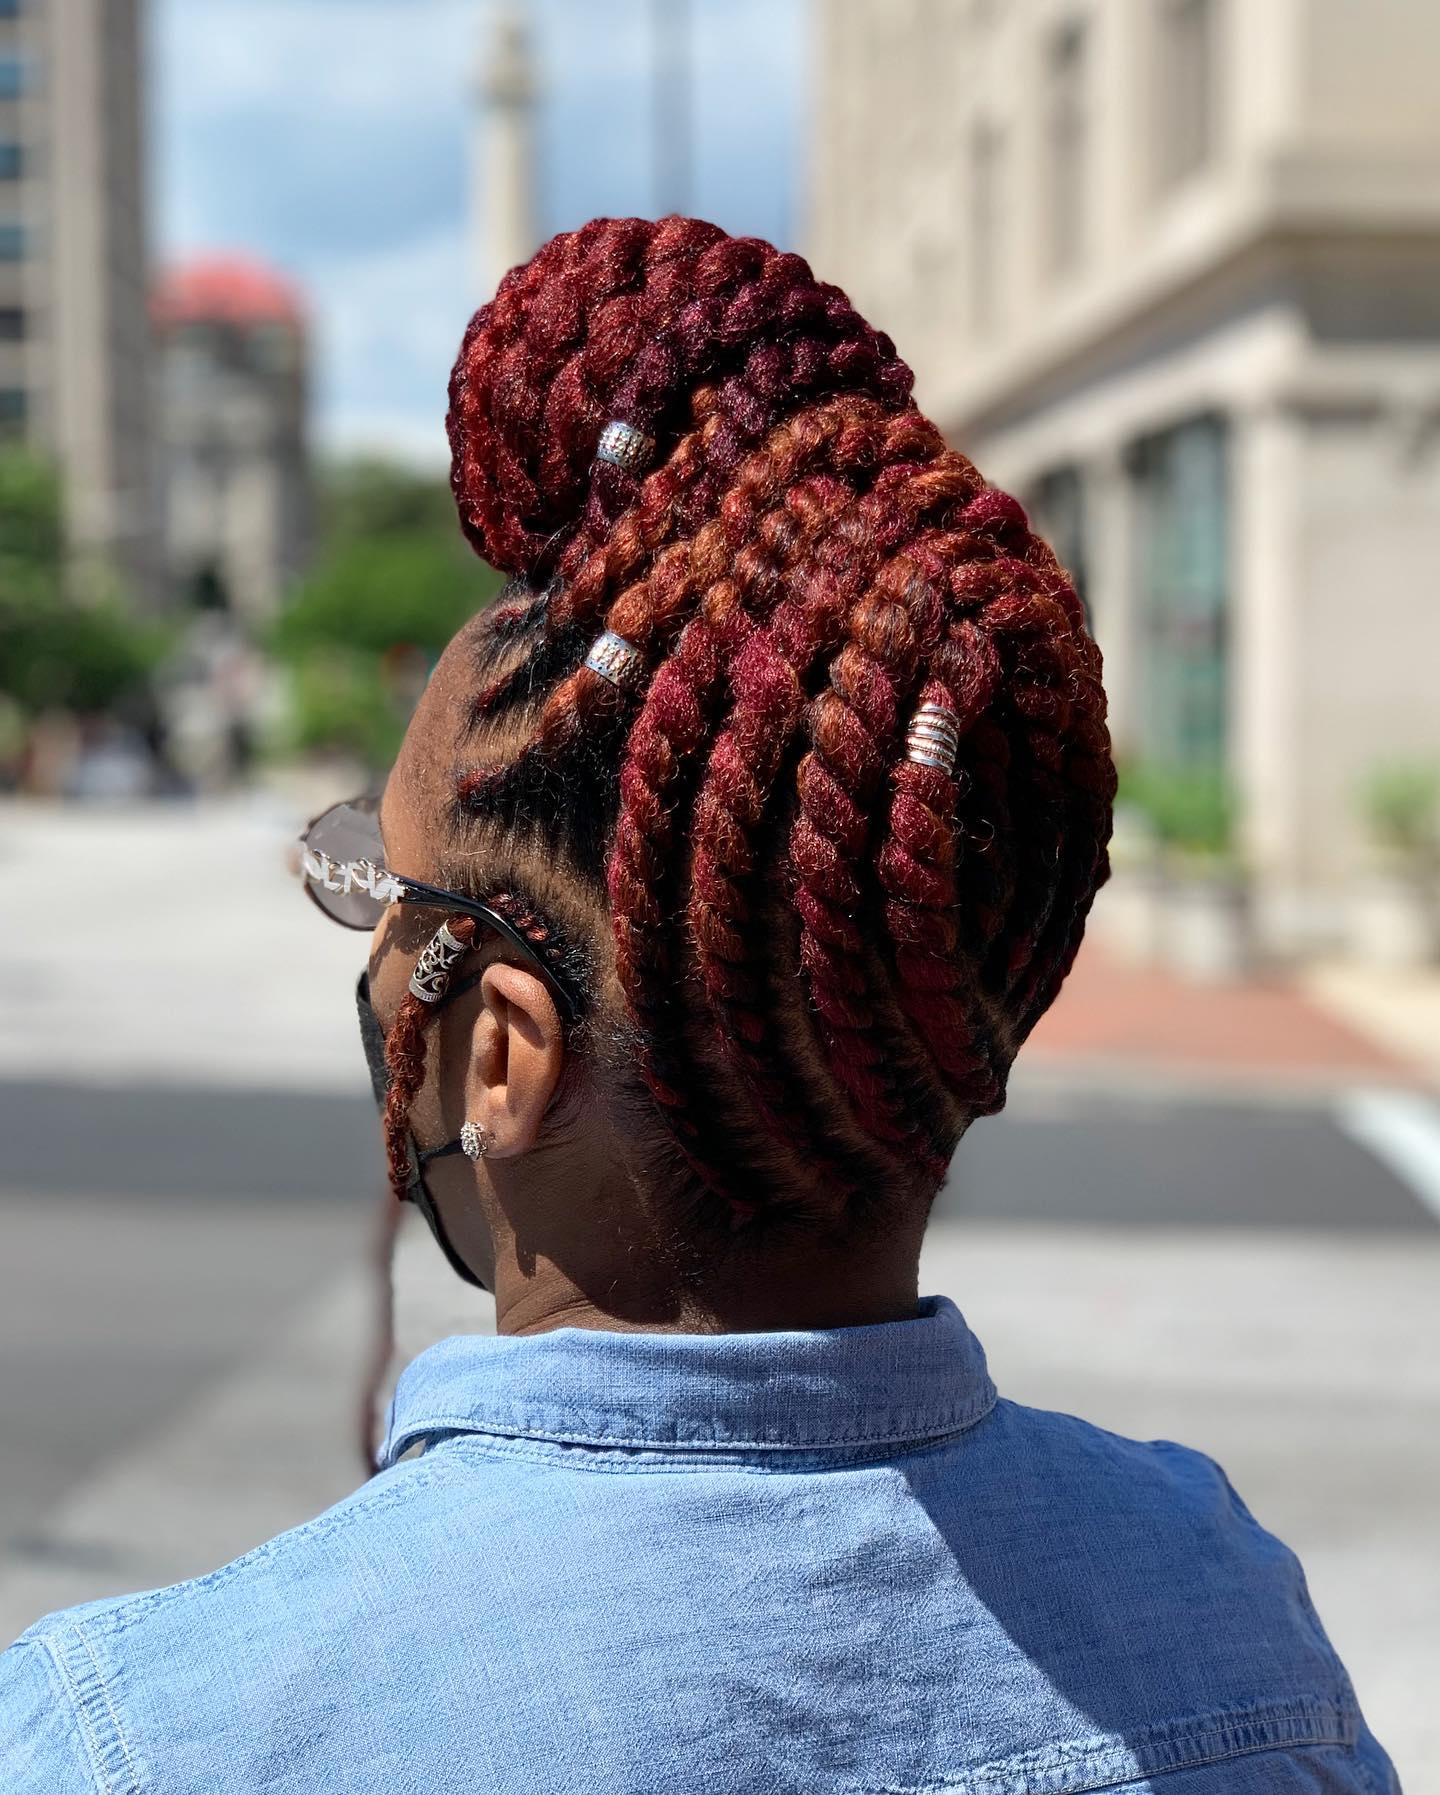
[
  {"x1": 75, "y1": 1626, "x2": 143, "y2": 1795},
  {"x1": 416, "y1": 1417, "x2": 997, "y2": 1475},
  {"x1": 41, "y1": 1631, "x2": 128, "y2": 1795},
  {"x1": 855, "y1": 1697, "x2": 1359, "y2": 1795},
  {"x1": 385, "y1": 1382, "x2": 998, "y2": 1463},
  {"x1": 63, "y1": 1455, "x2": 463, "y2": 1644}
]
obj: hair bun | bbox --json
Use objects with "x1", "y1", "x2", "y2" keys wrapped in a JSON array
[{"x1": 446, "y1": 215, "x2": 914, "y2": 578}]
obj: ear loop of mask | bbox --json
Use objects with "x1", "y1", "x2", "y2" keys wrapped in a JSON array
[{"x1": 356, "y1": 968, "x2": 490, "y2": 1291}]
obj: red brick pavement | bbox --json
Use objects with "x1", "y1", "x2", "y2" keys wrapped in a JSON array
[{"x1": 1025, "y1": 938, "x2": 1417, "y2": 1083}]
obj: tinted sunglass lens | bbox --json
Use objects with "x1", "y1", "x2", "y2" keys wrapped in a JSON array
[{"x1": 301, "y1": 798, "x2": 391, "y2": 930}]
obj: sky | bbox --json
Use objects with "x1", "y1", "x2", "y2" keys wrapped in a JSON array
[{"x1": 154, "y1": 0, "x2": 806, "y2": 468}]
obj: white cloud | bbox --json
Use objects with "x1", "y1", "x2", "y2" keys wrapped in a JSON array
[
  {"x1": 310, "y1": 224, "x2": 470, "y2": 459},
  {"x1": 155, "y1": 0, "x2": 805, "y2": 456}
]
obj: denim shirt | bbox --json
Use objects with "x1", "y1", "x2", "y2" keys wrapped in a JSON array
[{"x1": 0, "y1": 1295, "x2": 1398, "y2": 1794}]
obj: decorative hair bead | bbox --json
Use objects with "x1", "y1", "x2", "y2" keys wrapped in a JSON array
[
  {"x1": 584, "y1": 628, "x2": 644, "y2": 688},
  {"x1": 409, "y1": 921, "x2": 469, "y2": 1004},
  {"x1": 595, "y1": 419, "x2": 656, "y2": 475},
  {"x1": 904, "y1": 701, "x2": 961, "y2": 776}
]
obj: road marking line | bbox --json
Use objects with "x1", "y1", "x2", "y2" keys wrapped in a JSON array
[{"x1": 1335, "y1": 1088, "x2": 1440, "y2": 1225}]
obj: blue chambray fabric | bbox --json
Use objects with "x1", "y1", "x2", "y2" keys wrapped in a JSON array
[{"x1": 0, "y1": 1295, "x2": 1400, "y2": 1793}]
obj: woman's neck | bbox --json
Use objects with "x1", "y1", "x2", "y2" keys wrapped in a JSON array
[{"x1": 493, "y1": 1246, "x2": 925, "y2": 1338}]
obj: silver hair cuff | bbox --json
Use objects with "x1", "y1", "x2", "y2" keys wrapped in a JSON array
[
  {"x1": 595, "y1": 419, "x2": 656, "y2": 475},
  {"x1": 584, "y1": 629, "x2": 643, "y2": 687},
  {"x1": 409, "y1": 921, "x2": 469, "y2": 1004},
  {"x1": 905, "y1": 701, "x2": 961, "y2": 776}
]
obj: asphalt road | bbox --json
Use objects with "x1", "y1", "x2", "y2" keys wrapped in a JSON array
[{"x1": 3, "y1": 1071, "x2": 1434, "y2": 1223}]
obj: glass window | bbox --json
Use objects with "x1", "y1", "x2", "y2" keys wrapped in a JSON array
[
  {"x1": 1045, "y1": 20, "x2": 1088, "y2": 277},
  {"x1": 0, "y1": 57, "x2": 27, "y2": 101},
  {"x1": 250, "y1": 320, "x2": 295, "y2": 376},
  {"x1": 0, "y1": 142, "x2": 23, "y2": 181},
  {"x1": 0, "y1": 220, "x2": 22, "y2": 260},
  {"x1": 1030, "y1": 466, "x2": 1090, "y2": 630},
  {"x1": 0, "y1": 386, "x2": 26, "y2": 431},
  {"x1": 0, "y1": 1, "x2": 23, "y2": 17},
  {"x1": 1131, "y1": 415, "x2": 1230, "y2": 769},
  {"x1": 0, "y1": 305, "x2": 22, "y2": 340},
  {"x1": 1157, "y1": 0, "x2": 1216, "y2": 191},
  {"x1": 969, "y1": 122, "x2": 1004, "y2": 336}
]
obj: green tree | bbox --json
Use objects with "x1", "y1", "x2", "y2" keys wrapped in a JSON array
[
  {"x1": 0, "y1": 447, "x2": 164, "y2": 715},
  {"x1": 272, "y1": 457, "x2": 501, "y2": 766},
  {"x1": 1359, "y1": 760, "x2": 1440, "y2": 864},
  {"x1": 1115, "y1": 757, "x2": 1238, "y2": 864}
]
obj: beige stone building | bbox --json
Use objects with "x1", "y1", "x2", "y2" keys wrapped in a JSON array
[
  {"x1": 0, "y1": 0, "x2": 157, "y2": 600},
  {"x1": 808, "y1": 0, "x2": 1440, "y2": 955},
  {"x1": 152, "y1": 257, "x2": 311, "y2": 624}
]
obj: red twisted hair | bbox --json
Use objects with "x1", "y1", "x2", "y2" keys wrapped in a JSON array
[{"x1": 395, "y1": 214, "x2": 1115, "y2": 1240}]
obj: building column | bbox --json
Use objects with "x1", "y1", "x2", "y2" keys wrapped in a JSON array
[{"x1": 1231, "y1": 399, "x2": 1306, "y2": 943}]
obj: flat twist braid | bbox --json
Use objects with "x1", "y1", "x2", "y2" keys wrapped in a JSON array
[
  {"x1": 612, "y1": 407, "x2": 953, "y2": 1197},
  {"x1": 460, "y1": 394, "x2": 908, "y2": 818},
  {"x1": 688, "y1": 520, "x2": 968, "y2": 1186}
]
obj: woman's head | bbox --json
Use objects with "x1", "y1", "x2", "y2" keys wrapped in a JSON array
[{"x1": 367, "y1": 214, "x2": 1116, "y2": 1324}]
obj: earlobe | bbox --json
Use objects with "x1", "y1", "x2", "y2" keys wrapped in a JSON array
[
  {"x1": 460, "y1": 1121, "x2": 496, "y2": 1160},
  {"x1": 468, "y1": 961, "x2": 566, "y2": 1158}
]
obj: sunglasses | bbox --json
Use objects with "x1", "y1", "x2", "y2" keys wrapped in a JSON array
[{"x1": 297, "y1": 793, "x2": 581, "y2": 1022}]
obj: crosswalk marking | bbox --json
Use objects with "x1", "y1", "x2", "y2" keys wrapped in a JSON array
[{"x1": 1336, "y1": 1088, "x2": 1440, "y2": 1225}]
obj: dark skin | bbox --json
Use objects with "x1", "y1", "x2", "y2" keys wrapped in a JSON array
[{"x1": 368, "y1": 627, "x2": 926, "y2": 1339}]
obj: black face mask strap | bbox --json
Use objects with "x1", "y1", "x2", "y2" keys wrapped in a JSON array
[
  {"x1": 417, "y1": 1138, "x2": 467, "y2": 1167},
  {"x1": 355, "y1": 969, "x2": 490, "y2": 1290},
  {"x1": 402, "y1": 1137, "x2": 489, "y2": 1291}
]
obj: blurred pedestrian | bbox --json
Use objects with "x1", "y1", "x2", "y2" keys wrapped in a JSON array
[{"x1": 0, "y1": 217, "x2": 1398, "y2": 1794}]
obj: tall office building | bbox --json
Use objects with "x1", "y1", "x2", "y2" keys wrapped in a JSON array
[
  {"x1": 0, "y1": 0, "x2": 157, "y2": 601},
  {"x1": 809, "y1": 0, "x2": 1440, "y2": 954}
]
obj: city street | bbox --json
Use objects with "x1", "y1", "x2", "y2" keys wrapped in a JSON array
[
  {"x1": 2, "y1": 798, "x2": 1438, "y2": 1787},
  {"x1": 6, "y1": 0, "x2": 1440, "y2": 1784}
]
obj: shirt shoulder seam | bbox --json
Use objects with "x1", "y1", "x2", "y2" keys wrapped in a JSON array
[
  {"x1": 28, "y1": 1453, "x2": 459, "y2": 1648},
  {"x1": 20, "y1": 1631, "x2": 133, "y2": 1795}
]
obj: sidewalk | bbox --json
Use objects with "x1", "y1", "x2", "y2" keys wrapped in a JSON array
[
  {"x1": 1301, "y1": 957, "x2": 1440, "y2": 1090},
  {"x1": 1025, "y1": 937, "x2": 1437, "y2": 1094}
]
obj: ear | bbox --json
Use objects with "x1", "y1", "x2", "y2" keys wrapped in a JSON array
[{"x1": 465, "y1": 962, "x2": 566, "y2": 1158}]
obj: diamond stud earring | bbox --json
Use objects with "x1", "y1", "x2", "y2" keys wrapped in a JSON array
[{"x1": 460, "y1": 1121, "x2": 495, "y2": 1161}]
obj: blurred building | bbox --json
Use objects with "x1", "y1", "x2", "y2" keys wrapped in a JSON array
[
  {"x1": 152, "y1": 256, "x2": 311, "y2": 623},
  {"x1": 0, "y1": 0, "x2": 158, "y2": 600},
  {"x1": 471, "y1": 4, "x2": 538, "y2": 302},
  {"x1": 808, "y1": 0, "x2": 1440, "y2": 955}
]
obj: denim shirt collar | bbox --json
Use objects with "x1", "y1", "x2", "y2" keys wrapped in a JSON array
[{"x1": 380, "y1": 1293, "x2": 996, "y2": 1467}]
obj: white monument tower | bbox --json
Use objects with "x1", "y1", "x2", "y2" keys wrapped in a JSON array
[{"x1": 471, "y1": 4, "x2": 538, "y2": 302}]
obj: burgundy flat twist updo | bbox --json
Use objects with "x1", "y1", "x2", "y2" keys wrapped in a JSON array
[
  {"x1": 396, "y1": 215, "x2": 1116, "y2": 1235},
  {"x1": 448, "y1": 214, "x2": 911, "y2": 585}
]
